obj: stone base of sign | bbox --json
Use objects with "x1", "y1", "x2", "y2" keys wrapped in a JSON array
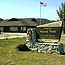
[
  {"x1": 26, "y1": 28, "x2": 64, "y2": 54},
  {"x1": 26, "y1": 42, "x2": 64, "y2": 54}
]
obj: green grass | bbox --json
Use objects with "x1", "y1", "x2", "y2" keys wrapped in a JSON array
[{"x1": 0, "y1": 36, "x2": 65, "y2": 65}]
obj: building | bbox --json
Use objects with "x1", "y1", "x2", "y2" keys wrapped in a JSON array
[{"x1": 0, "y1": 18, "x2": 55, "y2": 33}]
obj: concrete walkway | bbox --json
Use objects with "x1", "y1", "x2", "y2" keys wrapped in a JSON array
[{"x1": 0, "y1": 33, "x2": 27, "y2": 39}]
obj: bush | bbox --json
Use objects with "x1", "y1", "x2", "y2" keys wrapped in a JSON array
[{"x1": 16, "y1": 44, "x2": 31, "y2": 51}]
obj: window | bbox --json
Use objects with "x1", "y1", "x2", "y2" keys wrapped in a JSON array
[
  {"x1": 23, "y1": 27, "x2": 26, "y2": 31},
  {"x1": 21, "y1": 27, "x2": 23, "y2": 31}
]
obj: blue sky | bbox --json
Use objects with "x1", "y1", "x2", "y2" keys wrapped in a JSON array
[{"x1": 0, "y1": 0, "x2": 65, "y2": 20}]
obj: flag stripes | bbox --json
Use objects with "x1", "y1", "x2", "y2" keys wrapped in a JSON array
[{"x1": 40, "y1": 2, "x2": 47, "y2": 7}]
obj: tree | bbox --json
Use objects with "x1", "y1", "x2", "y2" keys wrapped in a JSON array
[
  {"x1": 56, "y1": 2, "x2": 65, "y2": 33},
  {"x1": 56, "y1": 2, "x2": 65, "y2": 23}
]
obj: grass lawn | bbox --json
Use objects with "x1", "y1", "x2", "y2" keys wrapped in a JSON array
[{"x1": 0, "y1": 35, "x2": 65, "y2": 65}]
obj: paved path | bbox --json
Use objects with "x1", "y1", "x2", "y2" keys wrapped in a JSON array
[{"x1": 0, "y1": 33, "x2": 27, "y2": 39}]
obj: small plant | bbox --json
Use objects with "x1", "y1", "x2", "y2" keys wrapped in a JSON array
[{"x1": 16, "y1": 44, "x2": 31, "y2": 51}]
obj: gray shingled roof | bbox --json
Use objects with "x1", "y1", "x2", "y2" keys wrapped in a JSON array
[
  {"x1": 22, "y1": 18, "x2": 38, "y2": 26},
  {"x1": 19, "y1": 19, "x2": 30, "y2": 26},
  {"x1": 18, "y1": 18, "x2": 38, "y2": 26},
  {"x1": 36, "y1": 18, "x2": 55, "y2": 25},
  {"x1": 0, "y1": 20, "x2": 25, "y2": 26},
  {"x1": 0, "y1": 18, "x2": 55, "y2": 27}
]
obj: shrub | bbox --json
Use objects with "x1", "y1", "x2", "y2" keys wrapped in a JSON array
[{"x1": 16, "y1": 44, "x2": 31, "y2": 51}]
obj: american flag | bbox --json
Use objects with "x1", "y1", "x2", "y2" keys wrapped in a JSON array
[{"x1": 40, "y1": 2, "x2": 47, "y2": 7}]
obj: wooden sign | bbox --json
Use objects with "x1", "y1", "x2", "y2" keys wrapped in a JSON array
[{"x1": 36, "y1": 21, "x2": 63, "y2": 43}]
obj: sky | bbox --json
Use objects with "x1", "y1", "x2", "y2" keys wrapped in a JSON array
[{"x1": 0, "y1": 0, "x2": 65, "y2": 20}]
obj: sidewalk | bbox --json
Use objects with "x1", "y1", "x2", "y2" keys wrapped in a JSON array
[{"x1": 0, "y1": 33, "x2": 27, "y2": 39}]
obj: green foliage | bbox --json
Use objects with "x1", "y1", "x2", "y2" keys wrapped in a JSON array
[
  {"x1": 56, "y1": 2, "x2": 65, "y2": 34},
  {"x1": 56, "y1": 2, "x2": 65, "y2": 22},
  {"x1": 56, "y1": 19, "x2": 60, "y2": 22},
  {"x1": 63, "y1": 24, "x2": 65, "y2": 28}
]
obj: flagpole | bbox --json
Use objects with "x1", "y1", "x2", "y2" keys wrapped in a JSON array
[
  {"x1": 40, "y1": 3, "x2": 41, "y2": 25},
  {"x1": 40, "y1": 2, "x2": 47, "y2": 25}
]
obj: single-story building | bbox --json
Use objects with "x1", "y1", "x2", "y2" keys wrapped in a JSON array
[
  {"x1": 0, "y1": 18, "x2": 38, "y2": 33},
  {"x1": 0, "y1": 18, "x2": 55, "y2": 33}
]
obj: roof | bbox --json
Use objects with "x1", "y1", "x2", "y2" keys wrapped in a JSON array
[
  {"x1": 36, "y1": 18, "x2": 55, "y2": 24},
  {"x1": 0, "y1": 20, "x2": 25, "y2": 26},
  {"x1": 0, "y1": 18, "x2": 55, "y2": 27},
  {"x1": 21, "y1": 18, "x2": 38, "y2": 26}
]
